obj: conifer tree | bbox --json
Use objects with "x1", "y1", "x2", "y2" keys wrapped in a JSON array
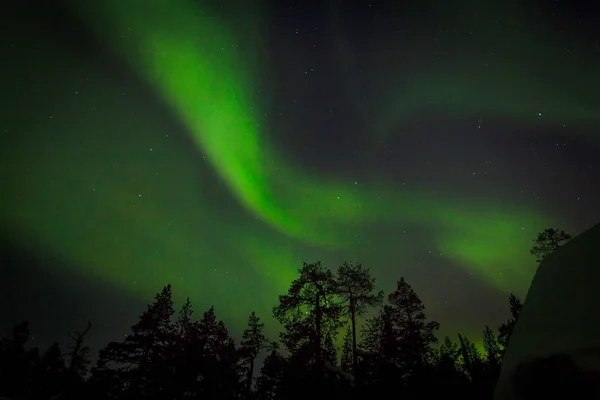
[
  {"x1": 194, "y1": 306, "x2": 241, "y2": 399},
  {"x1": 240, "y1": 311, "x2": 269, "y2": 396},
  {"x1": 385, "y1": 277, "x2": 439, "y2": 370},
  {"x1": 93, "y1": 285, "x2": 175, "y2": 398},
  {"x1": 273, "y1": 262, "x2": 342, "y2": 368},
  {"x1": 170, "y1": 297, "x2": 198, "y2": 398},
  {"x1": 255, "y1": 348, "x2": 286, "y2": 400},
  {"x1": 457, "y1": 334, "x2": 481, "y2": 379},
  {"x1": 335, "y1": 262, "x2": 383, "y2": 372},
  {"x1": 340, "y1": 328, "x2": 353, "y2": 373},
  {"x1": 530, "y1": 228, "x2": 571, "y2": 262},
  {"x1": 482, "y1": 325, "x2": 501, "y2": 367},
  {"x1": 360, "y1": 311, "x2": 384, "y2": 355},
  {"x1": 498, "y1": 293, "x2": 523, "y2": 354}
]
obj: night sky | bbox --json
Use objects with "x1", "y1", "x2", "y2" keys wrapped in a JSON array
[{"x1": 1, "y1": 0, "x2": 599, "y2": 354}]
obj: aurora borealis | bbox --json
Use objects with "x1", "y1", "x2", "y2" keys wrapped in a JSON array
[{"x1": 1, "y1": 0, "x2": 599, "y2": 351}]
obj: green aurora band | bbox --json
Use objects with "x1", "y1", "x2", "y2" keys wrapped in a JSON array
[
  {"x1": 4, "y1": 0, "x2": 596, "y2": 337},
  {"x1": 331, "y1": 0, "x2": 600, "y2": 142}
]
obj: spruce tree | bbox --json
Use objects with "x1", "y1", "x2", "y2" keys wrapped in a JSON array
[{"x1": 385, "y1": 277, "x2": 439, "y2": 370}]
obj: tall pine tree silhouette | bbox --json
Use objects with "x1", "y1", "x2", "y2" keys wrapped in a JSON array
[
  {"x1": 193, "y1": 306, "x2": 241, "y2": 399},
  {"x1": 335, "y1": 262, "x2": 383, "y2": 373},
  {"x1": 340, "y1": 327, "x2": 353, "y2": 373},
  {"x1": 93, "y1": 285, "x2": 175, "y2": 398},
  {"x1": 273, "y1": 262, "x2": 342, "y2": 368},
  {"x1": 240, "y1": 311, "x2": 269, "y2": 397},
  {"x1": 385, "y1": 277, "x2": 439, "y2": 371}
]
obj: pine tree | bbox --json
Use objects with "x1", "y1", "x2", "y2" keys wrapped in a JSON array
[
  {"x1": 482, "y1": 325, "x2": 501, "y2": 366},
  {"x1": 434, "y1": 336, "x2": 469, "y2": 395},
  {"x1": 355, "y1": 306, "x2": 398, "y2": 393},
  {"x1": 340, "y1": 328, "x2": 353, "y2": 373},
  {"x1": 240, "y1": 311, "x2": 269, "y2": 397},
  {"x1": 457, "y1": 334, "x2": 481, "y2": 380},
  {"x1": 170, "y1": 297, "x2": 198, "y2": 398},
  {"x1": 530, "y1": 228, "x2": 571, "y2": 262},
  {"x1": 176, "y1": 297, "x2": 194, "y2": 335},
  {"x1": 255, "y1": 348, "x2": 286, "y2": 400},
  {"x1": 438, "y1": 336, "x2": 460, "y2": 373},
  {"x1": 194, "y1": 306, "x2": 241, "y2": 399},
  {"x1": 386, "y1": 277, "x2": 439, "y2": 371},
  {"x1": 273, "y1": 262, "x2": 342, "y2": 369},
  {"x1": 93, "y1": 285, "x2": 175, "y2": 398},
  {"x1": 359, "y1": 311, "x2": 383, "y2": 355},
  {"x1": 480, "y1": 325, "x2": 502, "y2": 398},
  {"x1": 498, "y1": 293, "x2": 523, "y2": 354},
  {"x1": 335, "y1": 262, "x2": 383, "y2": 373},
  {"x1": 322, "y1": 330, "x2": 338, "y2": 367}
]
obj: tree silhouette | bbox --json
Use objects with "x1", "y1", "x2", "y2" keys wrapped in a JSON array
[
  {"x1": 340, "y1": 327, "x2": 353, "y2": 373},
  {"x1": 240, "y1": 311, "x2": 269, "y2": 397},
  {"x1": 62, "y1": 320, "x2": 92, "y2": 399},
  {"x1": 439, "y1": 336, "x2": 460, "y2": 365},
  {"x1": 477, "y1": 325, "x2": 502, "y2": 399},
  {"x1": 92, "y1": 285, "x2": 175, "y2": 398},
  {"x1": 273, "y1": 262, "x2": 342, "y2": 369},
  {"x1": 170, "y1": 296, "x2": 197, "y2": 398},
  {"x1": 457, "y1": 333, "x2": 482, "y2": 380},
  {"x1": 168, "y1": 300, "x2": 241, "y2": 399},
  {"x1": 435, "y1": 336, "x2": 469, "y2": 394},
  {"x1": 1, "y1": 256, "x2": 544, "y2": 399},
  {"x1": 335, "y1": 262, "x2": 383, "y2": 373},
  {"x1": 498, "y1": 293, "x2": 523, "y2": 355},
  {"x1": 193, "y1": 306, "x2": 241, "y2": 399},
  {"x1": 359, "y1": 309, "x2": 385, "y2": 356},
  {"x1": 255, "y1": 347, "x2": 286, "y2": 400},
  {"x1": 530, "y1": 228, "x2": 572, "y2": 262},
  {"x1": 482, "y1": 325, "x2": 501, "y2": 369},
  {"x1": 385, "y1": 277, "x2": 440, "y2": 371}
]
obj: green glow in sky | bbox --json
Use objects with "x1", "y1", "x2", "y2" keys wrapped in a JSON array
[
  {"x1": 4, "y1": 0, "x2": 586, "y2": 339},
  {"x1": 67, "y1": 0, "x2": 550, "y2": 260},
  {"x1": 331, "y1": 1, "x2": 600, "y2": 144}
]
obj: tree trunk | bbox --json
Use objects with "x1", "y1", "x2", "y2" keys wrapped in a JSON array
[
  {"x1": 315, "y1": 292, "x2": 322, "y2": 368},
  {"x1": 68, "y1": 321, "x2": 91, "y2": 374},
  {"x1": 247, "y1": 358, "x2": 255, "y2": 397},
  {"x1": 350, "y1": 300, "x2": 358, "y2": 374}
]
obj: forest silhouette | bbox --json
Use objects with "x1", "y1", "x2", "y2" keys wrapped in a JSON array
[{"x1": 0, "y1": 229, "x2": 573, "y2": 400}]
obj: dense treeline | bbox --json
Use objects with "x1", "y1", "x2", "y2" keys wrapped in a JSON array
[{"x1": 0, "y1": 228, "x2": 571, "y2": 400}]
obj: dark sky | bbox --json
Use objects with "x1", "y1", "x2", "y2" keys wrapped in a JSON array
[{"x1": 1, "y1": 0, "x2": 599, "y2": 354}]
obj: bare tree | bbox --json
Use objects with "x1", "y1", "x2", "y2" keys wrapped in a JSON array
[{"x1": 63, "y1": 321, "x2": 92, "y2": 377}]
